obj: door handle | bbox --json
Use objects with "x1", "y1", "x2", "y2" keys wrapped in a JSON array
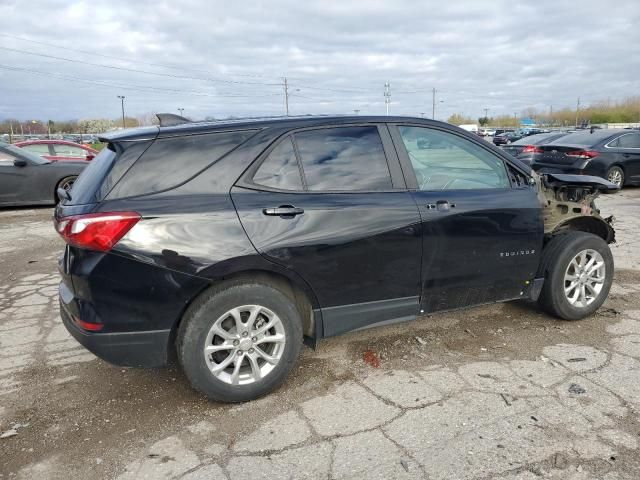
[
  {"x1": 425, "y1": 201, "x2": 456, "y2": 212},
  {"x1": 262, "y1": 205, "x2": 304, "y2": 217}
]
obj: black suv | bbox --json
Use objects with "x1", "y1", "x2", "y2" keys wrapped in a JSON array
[{"x1": 55, "y1": 116, "x2": 618, "y2": 402}]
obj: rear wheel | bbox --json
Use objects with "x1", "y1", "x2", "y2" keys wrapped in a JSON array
[
  {"x1": 177, "y1": 282, "x2": 303, "y2": 402},
  {"x1": 606, "y1": 166, "x2": 624, "y2": 187},
  {"x1": 537, "y1": 232, "x2": 613, "y2": 320},
  {"x1": 55, "y1": 176, "x2": 77, "y2": 202}
]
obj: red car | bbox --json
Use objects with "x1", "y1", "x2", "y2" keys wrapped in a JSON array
[{"x1": 14, "y1": 140, "x2": 98, "y2": 162}]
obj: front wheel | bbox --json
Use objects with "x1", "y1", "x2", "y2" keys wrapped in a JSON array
[
  {"x1": 177, "y1": 282, "x2": 303, "y2": 402},
  {"x1": 537, "y1": 232, "x2": 613, "y2": 320}
]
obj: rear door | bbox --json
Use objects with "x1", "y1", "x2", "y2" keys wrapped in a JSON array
[
  {"x1": 611, "y1": 132, "x2": 640, "y2": 183},
  {"x1": 390, "y1": 124, "x2": 543, "y2": 313},
  {"x1": 232, "y1": 124, "x2": 423, "y2": 337}
]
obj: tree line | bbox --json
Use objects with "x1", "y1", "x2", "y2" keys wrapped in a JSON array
[{"x1": 448, "y1": 96, "x2": 640, "y2": 127}]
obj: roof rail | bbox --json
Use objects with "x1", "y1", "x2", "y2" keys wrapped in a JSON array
[{"x1": 156, "y1": 113, "x2": 191, "y2": 127}]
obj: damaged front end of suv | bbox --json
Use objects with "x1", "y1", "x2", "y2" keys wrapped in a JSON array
[{"x1": 536, "y1": 172, "x2": 618, "y2": 243}]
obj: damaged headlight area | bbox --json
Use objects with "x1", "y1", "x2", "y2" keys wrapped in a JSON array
[{"x1": 536, "y1": 172, "x2": 618, "y2": 244}]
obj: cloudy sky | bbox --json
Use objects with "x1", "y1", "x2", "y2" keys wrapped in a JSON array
[{"x1": 1, "y1": 0, "x2": 639, "y2": 122}]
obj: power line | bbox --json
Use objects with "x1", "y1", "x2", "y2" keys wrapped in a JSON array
[
  {"x1": 0, "y1": 46, "x2": 282, "y2": 87},
  {"x1": 0, "y1": 64, "x2": 283, "y2": 98},
  {"x1": 0, "y1": 32, "x2": 274, "y2": 80}
]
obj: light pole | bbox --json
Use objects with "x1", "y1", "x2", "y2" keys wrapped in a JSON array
[
  {"x1": 117, "y1": 95, "x2": 126, "y2": 129},
  {"x1": 178, "y1": 108, "x2": 185, "y2": 117}
]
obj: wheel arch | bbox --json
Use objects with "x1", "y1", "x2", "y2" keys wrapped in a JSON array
[
  {"x1": 172, "y1": 266, "x2": 322, "y2": 351},
  {"x1": 549, "y1": 216, "x2": 615, "y2": 244}
]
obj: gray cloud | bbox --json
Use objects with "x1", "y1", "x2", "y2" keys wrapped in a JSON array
[{"x1": 0, "y1": 0, "x2": 639, "y2": 121}]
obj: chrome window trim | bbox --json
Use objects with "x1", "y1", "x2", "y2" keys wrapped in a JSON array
[{"x1": 604, "y1": 132, "x2": 640, "y2": 150}]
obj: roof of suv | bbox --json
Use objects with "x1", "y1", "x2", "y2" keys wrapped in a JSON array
[{"x1": 99, "y1": 115, "x2": 448, "y2": 143}]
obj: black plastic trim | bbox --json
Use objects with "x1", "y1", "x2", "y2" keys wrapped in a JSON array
[{"x1": 321, "y1": 296, "x2": 419, "y2": 337}]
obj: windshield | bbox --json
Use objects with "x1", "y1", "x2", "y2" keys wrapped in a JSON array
[{"x1": 0, "y1": 142, "x2": 50, "y2": 165}]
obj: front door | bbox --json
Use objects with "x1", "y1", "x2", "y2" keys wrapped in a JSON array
[
  {"x1": 390, "y1": 124, "x2": 544, "y2": 313},
  {"x1": 232, "y1": 125, "x2": 422, "y2": 336},
  {"x1": 0, "y1": 149, "x2": 32, "y2": 205}
]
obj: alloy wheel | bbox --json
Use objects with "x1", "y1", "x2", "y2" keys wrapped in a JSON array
[
  {"x1": 607, "y1": 169, "x2": 623, "y2": 187},
  {"x1": 203, "y1": 305, "x2": 286, "y2": 385},
  {"x1": 563, "y1": 249, "x2": 606, "y2": 308}
]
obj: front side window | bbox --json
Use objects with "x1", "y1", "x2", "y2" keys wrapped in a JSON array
[
  {"x1": 398, "y1": 126, "x2": 510, "y2": 190},
  {"x1": 0, "y1": 150, "x2": 17, "y2": 165},
  {"x1": 294, "y1": 126, "x2": 392, "y2": 191},
  {"x1": 22, "y1": 144, "x2": 51, "y2": 156},
  {"x1": 253, "y1": 137, "x2": 303, "y2": 190}
]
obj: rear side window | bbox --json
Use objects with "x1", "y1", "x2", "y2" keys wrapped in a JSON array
[
  {"x1": 108, "y1": 130, "x2": 255, "y2": 199},
  {"x1": 294, "y1": 126, "x2": 392, "y2": 191},
  {"x1": 615, "y1": 133, "x2": 640, "y2": 148},
  {"x1": 253, "y1": 137, "x2": 303, "y2": 190}
]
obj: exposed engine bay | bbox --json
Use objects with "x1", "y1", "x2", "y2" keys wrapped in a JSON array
[{"x1": 536, "y1": 172, "x2": 617, "y2": 243}]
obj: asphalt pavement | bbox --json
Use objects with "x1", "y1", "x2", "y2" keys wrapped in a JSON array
[{"x1": 1, "y1": 188, "x2": 639, "y2": 479}]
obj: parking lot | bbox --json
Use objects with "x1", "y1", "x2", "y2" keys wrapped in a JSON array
[{"x1": 1, "y1": 188, "x2": 639, "y2": 479}]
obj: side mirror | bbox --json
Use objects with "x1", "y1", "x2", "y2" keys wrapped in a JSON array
[{"x1": 13, "y1": 158, "x2": 27, "y2": 167}]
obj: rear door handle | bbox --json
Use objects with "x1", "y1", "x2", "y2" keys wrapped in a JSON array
[
  {"x1": 262, "y1": 205, "x2": 304, "y2": 217},
  {"x1": 425, "y1": 201, "x2": 456, "y2": 211}
]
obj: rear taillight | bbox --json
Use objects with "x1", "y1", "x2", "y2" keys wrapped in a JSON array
[
  {"x1": 54, "y1": 212, "x2": 140, "y2": 252},
  {"x1": 521, "y1": 145, "x2": 543, "y2": 154},
  {"x1": 566, "y1": 150, "x2": 599, "y2": 159}
]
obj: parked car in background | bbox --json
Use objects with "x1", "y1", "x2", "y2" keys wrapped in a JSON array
[
  {"x1": 14, "y1": 140, "x2": 98, "y2": 162},
  {"x1": 55, "y1": 115, "x2": 617, "y2": 402},
  {"x1": 531, "y1": 129, "x2": 640, "y2": 187},
  {"x1": 502, "y1": 132, "x2": 569, "y2": 166},
  {"x1": 493, "y1": 131, "x2": 523, "y2": 145},
  {"x1": 0, "y1": 142, "x2": 87, "y2": 206}
]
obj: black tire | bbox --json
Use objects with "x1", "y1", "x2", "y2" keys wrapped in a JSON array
[
  {"x1": 55, "y1": 175, "x2": 78, "y2": 202},
  {"x1": 537, "y1": 232, "x2": 613, "y2": 320},
  {"x1": 177, "y1": 281, "x2": 303, "y2": 402},
  {"x1": 606, "y1": 166, "x2": 624, "y2": 187}
]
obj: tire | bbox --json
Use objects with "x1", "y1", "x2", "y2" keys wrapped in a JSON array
[
  {"x1": 537, "y1": 232, "x2": 613, "y2": 320},
  {"x1": 606, "y1": 166, "x2": 624, "y2": 187},
  {"x1": 177, "y1": 281, "x2": 303, "y2": 402},
  {"x1": 55, "y1": 175, "x2": 78, "y2": 202}
]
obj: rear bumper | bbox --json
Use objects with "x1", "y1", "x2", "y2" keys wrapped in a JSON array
[{"x1": 60, "y1": 295, "x2": 171, "y2": 367}]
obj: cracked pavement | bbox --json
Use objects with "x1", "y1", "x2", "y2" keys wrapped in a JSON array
[{"x1": 1, "y1": 188, "x2": 640, "y2": 479}]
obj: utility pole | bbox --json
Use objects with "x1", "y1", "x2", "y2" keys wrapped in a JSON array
[
  {"x1": 483, "y1": 108, "x2": 489, "y2": 119},
  {"x1": 117, "y1": 95, "x2": 126, "y2": 129},
  {"x1": 9, "y1": 122, "x2": 13, "y2": 144},
  {"x1": 178, "y1": 108, "x2": 185, "y2": 117},
  {"x1": 353, "y1": 109, "x2": 360, "y2": 115},
  {"x1": 432, "y1": 88, "x2": 437, "y2": 119},
  {"x1": 420, "y1": 112, "x2": 426, "y2": 118},
  {"x1": 575, "y1": 97, "x2": 580, "y2": 128},
  {"x1": 283, "y1": 77, "x2": 290, "y2": 116},
  {"x1": 550, "y1": 105, "x2": 553, "y2": 127},
  {"x1": 384, "y1": 82, "x2": 391, "y2": 116}
]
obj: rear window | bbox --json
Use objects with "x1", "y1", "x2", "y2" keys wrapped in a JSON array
[
  {"x1": 107, "y1": 130, "x2": 255, "y2": 199},
  {"x1": 548, "y1": 130, "x2": 620, "y2": 148}
]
